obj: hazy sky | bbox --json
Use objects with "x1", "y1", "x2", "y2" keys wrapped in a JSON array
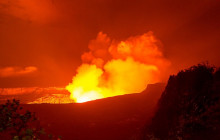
[{"x1": 0, "y1": 0, "x2": 220, "y2": 87}]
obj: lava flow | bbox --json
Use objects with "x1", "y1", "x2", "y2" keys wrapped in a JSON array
[{"x1": 66, "y1": 32, "x2": 170, "y2": 103}]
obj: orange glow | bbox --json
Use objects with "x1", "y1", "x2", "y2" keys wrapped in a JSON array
[
  {"x1": 0, "y1": 0, "x2": 58, "y2": 23},
  {"x1": 0, "y1": 87, "x2": 74, "y2": 104},
  {"x1": 66, "y1": 32, "x2": 170, "y2": 103}
]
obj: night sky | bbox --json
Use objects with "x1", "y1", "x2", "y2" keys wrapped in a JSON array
[{"x1": 0, "y1": 0, "x2": 220, "y2": 87}]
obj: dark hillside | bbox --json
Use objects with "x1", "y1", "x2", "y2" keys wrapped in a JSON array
[
  {"x1": 145, "y1": 65, "x2": 220, "y2": 140},
  {"x1": 21, "y1": 83, "x2": 165, "y2": 140}
]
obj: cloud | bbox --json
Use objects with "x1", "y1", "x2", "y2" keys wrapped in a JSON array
[
  {"x1": 0, "y1": 66, "x2": 37, "y2": 77},
  {"x1": 0, "y1": 0, "x2": 58, "y2": 23}
]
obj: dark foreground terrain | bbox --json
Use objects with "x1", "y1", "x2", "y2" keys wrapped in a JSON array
[
  {"x1": 20, "y1": 83, "x2": 165, "y2": 140},
  {"x1": 145, "y1": 65, "x2": 220, "y2": 140}
]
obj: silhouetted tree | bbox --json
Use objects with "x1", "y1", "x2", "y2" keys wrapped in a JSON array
[
  {"x1": 0, "y1": 99, "x2": 46, "y2": 140},
  {"x1": 144, "y1": 64, "x2": 220, "y2": 140}
]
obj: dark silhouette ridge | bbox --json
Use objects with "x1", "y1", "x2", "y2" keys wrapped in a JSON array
[
  {"x1": 19, "y1": 83, "x2": 165, "y2": 140},
  {"x1": 144, "y1": 64, "x2": 220, "y2": 140}
]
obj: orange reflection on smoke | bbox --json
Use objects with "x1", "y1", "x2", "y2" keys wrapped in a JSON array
[{"x1": 66, "y1": 32, "x2": 170, "y2": 103}]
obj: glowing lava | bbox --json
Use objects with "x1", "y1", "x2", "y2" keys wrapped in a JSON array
[{"x1": 66, "y1": 32, "x2": 170, "y2": 103}]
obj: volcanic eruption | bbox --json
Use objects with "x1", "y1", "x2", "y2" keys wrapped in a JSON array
[{"x1": 66, "y1": 31, "x2": 170, "y2": 103}]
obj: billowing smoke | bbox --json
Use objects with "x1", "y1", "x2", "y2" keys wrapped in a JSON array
[{"x1": 66, "y1": 32, "x2": 170, "y2": 103}]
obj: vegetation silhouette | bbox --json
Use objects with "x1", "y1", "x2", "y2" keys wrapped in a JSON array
[
  {"x1": 144, "y1": 64, "x2": 220, "y2": 140},
  {"x1": 0, "y1": 99, "x2": 61, "y2": 140}
]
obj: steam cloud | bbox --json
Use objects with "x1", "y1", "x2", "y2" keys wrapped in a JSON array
[{"x1": 66, "y1": 32, "x2": 170, "y2": 103}]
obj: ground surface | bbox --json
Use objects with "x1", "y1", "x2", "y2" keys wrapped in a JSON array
[{"x1": 2, "y1": 83, "x2": 165, "y2": 140}]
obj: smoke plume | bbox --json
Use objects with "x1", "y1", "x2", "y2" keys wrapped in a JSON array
[{"x1": 66, "y1": 32, "x2": 170, "y2": 103}]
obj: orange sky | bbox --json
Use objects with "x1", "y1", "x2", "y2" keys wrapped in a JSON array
[{"x1": 0, "y1": 0, "x2": 220, "y2": 88}]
